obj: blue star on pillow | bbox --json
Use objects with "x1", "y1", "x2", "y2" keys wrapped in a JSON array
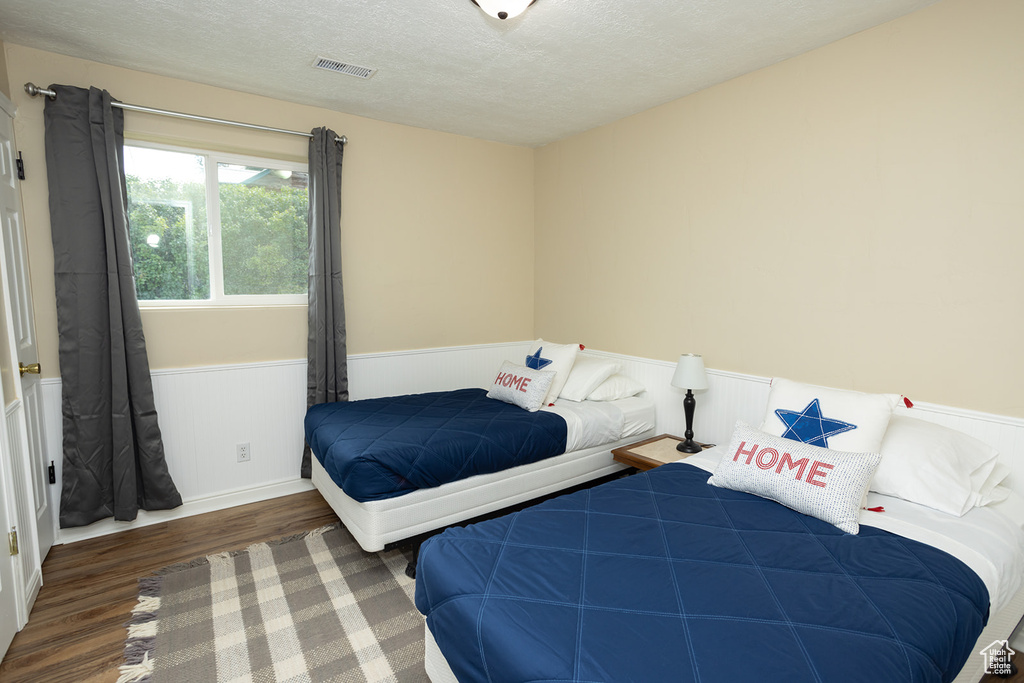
[
  {"x1": 525, "y1": 348, "x2": 553, "y2": 370},
  {"x1": 775, "y1": 399, "x2": 857, "y2": 448}
]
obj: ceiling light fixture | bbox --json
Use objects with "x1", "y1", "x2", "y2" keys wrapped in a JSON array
[{"x1": 470, "y1": 0, "x2": 537, "y2": 21}]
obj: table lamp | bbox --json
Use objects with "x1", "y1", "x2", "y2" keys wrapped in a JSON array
[{"x1": 670, "y1": 353, "x2": 709, "y2": 453}]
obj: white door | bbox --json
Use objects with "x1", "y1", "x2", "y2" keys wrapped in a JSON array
[
  {"x1": 0, "y1": 105, "x2": 23, "y2": 652},
  {"x1": 0, "y1": 433, "x2": 19, "y2": 660},
  {"x1": 0, "y1": 95, "x2": 52, "y2": 560},
  {"x1": 0, "y1": 92, "x2": 43, "y2": 659}
]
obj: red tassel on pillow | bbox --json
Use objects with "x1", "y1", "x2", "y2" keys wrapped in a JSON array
[
  {"x1": 579, "y1": 344, "x2": 585, "y2": 350},
  {"x1": 863, "y1": 506, "x2": 885, "y2": 513},
  {"x1": 903, "y1": 396, "x2": 914, "y2": 408}
]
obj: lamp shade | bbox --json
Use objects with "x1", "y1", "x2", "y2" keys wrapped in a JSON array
[
  {"x1": 472, "y1": 0, "x2": 535, "y2": 20},
  {"x1": 670, "y1": 354, "x2": 709, "y2": 391}
]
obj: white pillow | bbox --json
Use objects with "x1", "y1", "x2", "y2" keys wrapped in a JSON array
[
  {"x1": 525, "y1": 340, "x2": 579, "y2": 406},
  {"x1": 871, "y1": 415, "x2": 1006, "y2": 516},
  {"x1": 486, "y1": 361, "x2": 555, "y2": 412},
  {"x1": 558, "y1": 356, "x2": 621, "y2": 402},
  {"x1": 982, "y1": 481, "x2": 1012, "y2": 507},
  {"x1": 760, "y1": 378, "x2": 901, "y2": 453},
  {"x1": 709, "y1": 421, "x2": 881, "y2": 534},
  {"x1": 587, "y1": 374, "x2": 646, "y2": 401}
]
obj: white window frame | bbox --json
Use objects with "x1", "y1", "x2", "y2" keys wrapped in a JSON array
[{"x1": 126, "y1": 139, "x2": 309, "y2": 307}]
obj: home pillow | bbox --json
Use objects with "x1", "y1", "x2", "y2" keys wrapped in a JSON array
[
  {"x1": 587, "y1": 374, "x2": 646, "y2": 401},
  {"x1": 558, "y1": 356, "x2": 621, "y2": 402},
  {"x1": 760, "y1": 378, "x2": 901, "y2": 454},
  {"x1": 871, "y1": 415, "x2": 1006, "y2": 516},
  {"x1": 486, "y1": 361, "x2": 556, "y2": 412},
  {"x1": 525, "y1": 339, "x2": 580, "y2": 406},
  {"x1": 708, "y1": 421, "x2": 881, "y2": 534}
]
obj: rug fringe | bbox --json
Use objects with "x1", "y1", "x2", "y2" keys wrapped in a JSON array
[
  {"x1": 128, "y1": 620, "x2": 158, "y2": 639},
  {"x1": 116, "y1": 651, "x2": 153, "y2": 683},
  {"x1": 123, "y1": 638, "x2": 156, "y2": 660},
  {"x1": 207, "y1": 550, "x2": 235, "y2": 564},
  {"x1": 132, "y1": 595, "x2": 161, "y2": 614},
  {"x1": 156, "y1": 524, "x2": 342, "y2": 574},
  {"x1": 137, "y1": 576, "x2": 162, "y2": 597},
  {"x1": 154, "y1": 554, "x2": 213, "y2": 575},
  {"x1": 119, "y1": 575, "x2": 161, "y2": 683},
  {"x1": 152, "y1": 528, "x2": 344, "y2": 577},
  {"x1": 266, "y1": 522, "x2": 338, "y2": 546}
]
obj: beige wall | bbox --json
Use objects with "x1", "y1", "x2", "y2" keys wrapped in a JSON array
[
  {"x1": 0, "y1": 41, "x2": 10, "y2": 99},
  {"x1": 535, "y1": 0, "x2": 1024, "y2": 416},
  {"x1": 5, "y1": 0, "x2": 1021, "y2": 418},
  {"x1": 5, "y1": 45, "x2": 535, "y2": 376}
]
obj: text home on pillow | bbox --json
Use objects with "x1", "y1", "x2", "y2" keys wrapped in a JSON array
[{"x1": 733, "y1": 440, "x2": 834, "y2": 488}]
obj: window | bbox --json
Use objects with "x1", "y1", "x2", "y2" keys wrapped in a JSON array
[{"x1": 124, "y1": 143, "x2": 309, "y2": 305}]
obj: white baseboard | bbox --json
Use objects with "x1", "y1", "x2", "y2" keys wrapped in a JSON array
[
  {"x1": 57, "y1": 477, "x2": 316, "y2": 544},
  {"x1": 43, "y1": 341, "x2": 531, "y2": 546}
]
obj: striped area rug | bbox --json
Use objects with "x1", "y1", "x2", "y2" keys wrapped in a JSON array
[{"x1": 118, "y1": 524, "x2": 426, "y2": 682}]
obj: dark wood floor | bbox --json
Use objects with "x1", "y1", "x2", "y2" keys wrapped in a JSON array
[
  {"x1": 0, "y1": 490, "x2": 339, "y2": 683},
  {"x1": 1, "y1": 488, "x2": 1019, "y2": 683}
]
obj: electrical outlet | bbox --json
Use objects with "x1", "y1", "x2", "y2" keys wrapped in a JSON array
[{"x1": 236, "y1": 442, "x2": 251, "y2": 463}]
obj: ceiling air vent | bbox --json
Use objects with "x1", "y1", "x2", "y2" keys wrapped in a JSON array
[{"x1": 312, "y1": 57, "x2": 377, "y2": 80}]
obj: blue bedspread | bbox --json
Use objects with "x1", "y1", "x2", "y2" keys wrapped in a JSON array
[
  {"x1": 305, "y1": 389, "x2": 568, "y2": 502},
  {"x1": 415, "y1": 463, "x2": 989, "y2": 683}
]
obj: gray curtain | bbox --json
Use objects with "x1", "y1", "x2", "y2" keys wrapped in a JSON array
[
  {"x1": 44, "y1": 85, "x2": 182, "y2": 527},
  {"x1": 302, "y1": 127, "x2": 347, "y2": 478}
]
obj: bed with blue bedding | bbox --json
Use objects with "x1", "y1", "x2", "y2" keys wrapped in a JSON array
[
  {"x1": 415, "y1": 461, "x2": 990, "y2": 683},
  {"x1": 305, "y1": 388, "x2": 568, "y2": 502},
  {"x1": 304, "y1": 387, "x2": 656, "y2": 552}
]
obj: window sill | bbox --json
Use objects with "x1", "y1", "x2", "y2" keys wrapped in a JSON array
[{"x1": 139, "y1": 301, "x2": 307, "y2": 310}]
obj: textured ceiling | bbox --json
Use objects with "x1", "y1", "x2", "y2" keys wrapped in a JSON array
[{"x1": 0, "y1": 0, "x2": 938, "y2": 147}]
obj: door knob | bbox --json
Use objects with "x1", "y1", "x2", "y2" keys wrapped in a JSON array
[{"x1": 19, "y1": 362, "x2": 40, "y2": 377}]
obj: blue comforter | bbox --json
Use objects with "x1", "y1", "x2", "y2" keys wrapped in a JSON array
[
  {"x1": 415, "y1": 462, "x2": 989, "y2": 683},
  {"x1": 305, "y1": 388, "x2": 568, "y2": 502}
]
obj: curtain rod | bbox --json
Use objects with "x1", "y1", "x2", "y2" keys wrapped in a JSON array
[{"x1": 23, "y1": 83, "x2": 347, "y2": 145}]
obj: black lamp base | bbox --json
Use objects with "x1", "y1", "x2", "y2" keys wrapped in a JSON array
[
  {"x1": 678, "y1": 388, "x2": 701, "y2": 454},
  {"x1": 676, "y1": 439, "x2": 702, "y2": 454}
]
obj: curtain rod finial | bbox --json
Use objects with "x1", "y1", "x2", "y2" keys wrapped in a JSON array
[{"x1": 24, "y1": 83, "x2": 56, "y2": 100}]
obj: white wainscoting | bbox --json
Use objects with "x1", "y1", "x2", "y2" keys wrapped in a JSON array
[
  {"x1": 43, "y1": 360, "x2": 315, "y2": 545},
  {"x1": 582, "y1": 349, "x2": 772, "y2": 449},
  {"x1": 40, "y1": 340, "x2": 1024, "y2": 544},
  {"x1": 43, "y1": 342, "x2": 533, "y2": 544},
  {"x1": 346, "y1": 341, "x2": 533, "y2": 400}
]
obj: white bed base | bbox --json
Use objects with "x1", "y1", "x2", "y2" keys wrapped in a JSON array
[
  {"x1": 425, "y1": 626, "x2": 457, "y2": 683},
  {"x1": 423, "y1": 586, "x2": 1024, "y2": 683},
  {"x1": 311, "y1": 431, "x2": 653, "y2": 552}
]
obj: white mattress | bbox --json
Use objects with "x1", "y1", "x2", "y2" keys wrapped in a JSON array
[
  {"x1": 313, "y1": 396, "x2": 657, "y2": 551},
  {"x1": 544, "y1": 395, "x2": 654, "y2": 452}
]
